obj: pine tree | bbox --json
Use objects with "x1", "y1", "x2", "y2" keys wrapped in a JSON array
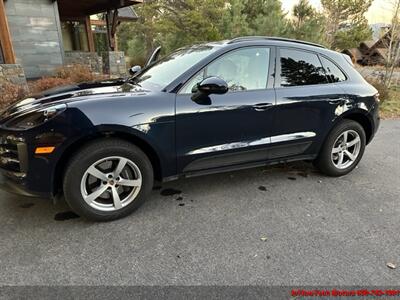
[
  {"x1": 321, "y1": 0, "x2": 373, "y2": 49},
  {"x1": 289, "y1": 0, "x2": 327, "y2": 45},
  {"x1": 220, "y1": 0, "x2": 250, "y2": 38},
  {"x1": 243, "y1": 0, "x2": 289, "y2": 36}
]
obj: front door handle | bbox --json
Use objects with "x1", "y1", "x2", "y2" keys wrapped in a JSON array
[
  {"x1": 328, "y1": 98, "x2": 347, "y2": 105},
  {"x1": 253, "y1": 103, "x2": 273, "y2": 111}
]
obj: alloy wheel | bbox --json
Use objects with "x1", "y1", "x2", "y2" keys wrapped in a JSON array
[
  {"x1": 331, "y1": 130, "x2": 361, "y2": 170},
  {"x1": 80, "y1": 156, "x2": 142, "y2": 211}
]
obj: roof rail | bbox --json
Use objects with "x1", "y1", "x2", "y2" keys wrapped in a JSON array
[{"x1": 228, "y1": 36, "x2": 326, "y2": 49}]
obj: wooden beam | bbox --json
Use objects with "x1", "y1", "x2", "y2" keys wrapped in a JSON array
[
  {"x1": 0, "y1": 0, "x2": 16, "y2": 64},
  {"x1": 60, "y1": 16, "x2": 86, "y2": 22},
  {"x1": 57, "y1": 0, "x2": 143, "y2": 18},
  {"x1": 106, "y1": 9, "x2": 119, "y2": 51},
  {"x1": 85, "y1": 16, "x2": 95, "y2": 52},
  {"x1": 106, "y1": 11, "x2": 112, "y2": 51},
  {"x1": 111, "y1": 9, "x2": 119, "y2": 37},
  {"x1": 90, "y1": 19, "x2": 107, "y2": 26}
]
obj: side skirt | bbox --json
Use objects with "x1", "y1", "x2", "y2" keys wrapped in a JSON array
[{"x1": 162, "y1": 154, "x2": 317, "y2": 182}]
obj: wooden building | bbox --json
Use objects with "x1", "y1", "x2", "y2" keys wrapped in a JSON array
[
  {"x1": 0, "y1": 0, "x2": 142, "y2": 79},
  {"x1": 343, "y1": 28, "x2": 399, "y2": 66}
]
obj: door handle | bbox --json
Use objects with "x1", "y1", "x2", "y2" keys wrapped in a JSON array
[
  {"x1": 253, "y1": 103, "x2": 273, "y2": 111},
  {"x1": 328, "y1": 98, "x2": 347, "y2": 105}
]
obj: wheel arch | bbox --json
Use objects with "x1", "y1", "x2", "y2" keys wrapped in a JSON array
[
  {"x1": 316, "y1": 110, "x2": 374, "y2": 157},
  {"x1": 52, "y1": 127, "x2": 164, "y2": 196},
  {"x1": 340, "y1": 111, "x2": 373, "y2": 144}
]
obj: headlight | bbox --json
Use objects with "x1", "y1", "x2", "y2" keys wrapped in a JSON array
[{"x1": 4, "y1": 104, "x2": 67, "y2": 130}]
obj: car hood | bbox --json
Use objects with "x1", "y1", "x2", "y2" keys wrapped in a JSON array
[{"x1": 1, "y1": 79, "x2": 150, "y2": 121}]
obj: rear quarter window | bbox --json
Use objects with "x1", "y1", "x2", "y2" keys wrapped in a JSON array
[
  {"x1": 320, "y1": 56, "x2": 347, "y2": 83},
  {"x1": 279, "y1": 48, "x2": 328, "y2": 87}
]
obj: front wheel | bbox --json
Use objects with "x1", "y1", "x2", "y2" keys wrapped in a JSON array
[
  {"x1": 63, "y1": 139, "x2": 153, "y2": 221},
  {"x1": 315, "y1": 120, "x2": 366, "y2": 177}
]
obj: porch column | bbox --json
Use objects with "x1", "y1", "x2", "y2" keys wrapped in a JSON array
[
  {"x1": 0, "y1": 0, "x2": 16, "y2": 64},
  {"x1": 85, "y1": 16, "x2": 96, "y2": 52},
  {"x1": 106, "y1": 9, "x2": 119, "y2": 51}
]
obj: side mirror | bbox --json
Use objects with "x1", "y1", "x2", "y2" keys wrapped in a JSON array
[
  {"x1": 129, "y1": 65, "x2": 142, "y2": 76},
  {"x1": 194, "y1": 77, "x2": 229, "y2": 95}
]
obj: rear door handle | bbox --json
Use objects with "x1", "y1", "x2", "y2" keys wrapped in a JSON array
[{"x1": 253, "y1": 103, "x2": 273, "y2": 111}]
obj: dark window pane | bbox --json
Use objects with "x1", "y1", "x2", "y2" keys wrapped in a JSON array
[
  {"x1": 280, "y1": 49, "x2": 328, "y2": 87},
  {"x1": 61, "y1": 21, "x2": 89, "y2": 52},
  {"x1": 321, "y1": 56, "x2": 347, "y2": 82},
  {"x1": 0, "y1": 44, "x2": 4, "y2": 64}
]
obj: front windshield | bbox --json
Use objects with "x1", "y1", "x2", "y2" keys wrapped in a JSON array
[{"x1": 134, "y1": 45, "x2": 219, "y2": 90}]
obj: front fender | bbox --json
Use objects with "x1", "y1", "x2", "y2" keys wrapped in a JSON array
[{"x1": 94, "y1": 123, "x2": 176, "y2": 176}]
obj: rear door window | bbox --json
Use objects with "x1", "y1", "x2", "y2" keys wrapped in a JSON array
[{"x1": 279, "y1": 48, "x2": 328, "y2": 87}]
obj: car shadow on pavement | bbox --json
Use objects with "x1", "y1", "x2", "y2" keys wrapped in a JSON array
[{"x1": 0, "y1": 161, "x2": 325, "y2": 224}]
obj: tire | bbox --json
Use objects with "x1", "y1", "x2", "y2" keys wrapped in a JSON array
[
  {"x1": 63, "y1": 138, "x2": 153, "y2": 221},
  {"x1": 315, "y1": 120, "x2": 366, "y2": 177}
]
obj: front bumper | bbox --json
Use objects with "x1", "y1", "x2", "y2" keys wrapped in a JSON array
[
  {"x1": 0, "y1": 173, "x2": 47, "y2": 198},
  {"x1": 0, "y1": 104, "x2": 99, "y2": 199},
  {"x1": 0, "y1": 129, "x2": 57, "y2": 198},
  {"x1": 0, "y1": 134, "x2": 28, "y2": 173}
]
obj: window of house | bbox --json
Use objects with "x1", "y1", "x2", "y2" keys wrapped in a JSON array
[
  {"x1": 61, "y1": 21, "x2": 89, "y2": 52},
  {"x1": 320, "y1": 56, "x2": 347, "y2": 83},
  {"x1": 279, "y1": 48, "x2": 328, "y2": 87},
  {"x1": 180, "y1": 47, "x2": 270, "y2": 94},
  {"x1": 0, "y1": 43, "x2": 4, "y2": 64}
]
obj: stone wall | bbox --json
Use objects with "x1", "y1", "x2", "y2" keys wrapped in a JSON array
[
  {"x1": 102, "y1": 51, "x2": 127, "y2": 78},
  {"x1": 4, "y1": 0, "x2": 64, "y2": 79},
  {"x1": 0, "y1": 64, "x2": 27, "y2": 87},
  {"x1": 64, "y1": 52, "x2": 103, "y2": 74}
]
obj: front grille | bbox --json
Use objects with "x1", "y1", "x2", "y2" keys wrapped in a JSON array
[{"x1": 0, "y1": 135, "x2": 27, "y2": 175}]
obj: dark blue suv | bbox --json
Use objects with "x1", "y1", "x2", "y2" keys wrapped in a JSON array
[{"x1": 0, "y1": 37, "x2": 380, "y2": 221}]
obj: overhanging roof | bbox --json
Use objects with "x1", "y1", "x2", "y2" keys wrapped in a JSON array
[
  {"x1": 57, "y1": 0, "x2": 143, "y2": 18},
  {"x1": 118, "y1": 6, "x2": 138, "y2": 21}
]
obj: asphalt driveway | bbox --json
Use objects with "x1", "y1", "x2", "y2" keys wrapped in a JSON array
[{"x1": 0, "y1": 120, "x2": 399, "y2": 286}]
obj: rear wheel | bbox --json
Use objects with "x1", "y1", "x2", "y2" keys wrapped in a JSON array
[
  {"x1": 315, "y1": 120, "x2": 366, "y2": 177},
  {"x1": 63, "y1": 139, "x2": 153, "y2": 221}
]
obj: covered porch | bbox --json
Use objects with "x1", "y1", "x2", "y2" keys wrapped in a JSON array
[
  {"x1": 57, "y1": 0, "x2": 142, "y2": 76},
  {"x1": 57, "y1": 0, "x2": 142, "y2": 53},
  {"x1": 0, "y1": 0, "x2": 142, "y2": 81}
]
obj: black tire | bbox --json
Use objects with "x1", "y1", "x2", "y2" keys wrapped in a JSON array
[
  {"x1": 315, "y1": 120, "x2": 366, "y2": 177},
  {"x1": 63, "y1": 138, "x2": 153, "y2": 221}
]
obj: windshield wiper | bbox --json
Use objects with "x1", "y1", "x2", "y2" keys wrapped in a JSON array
[{"x1": 125, "y1": 75, "x2": 142, "y2": 87}]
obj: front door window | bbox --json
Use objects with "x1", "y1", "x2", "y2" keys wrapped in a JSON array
[{"x1": 180, "y1": 47, "x2": 271, "y2": 94}]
